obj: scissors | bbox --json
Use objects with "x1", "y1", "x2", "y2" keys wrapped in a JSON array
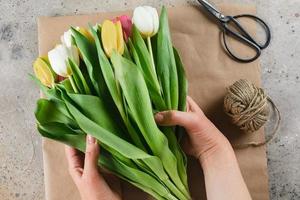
[{"x1": 197, "y1": 0, "x2": 271, "y2": 63}]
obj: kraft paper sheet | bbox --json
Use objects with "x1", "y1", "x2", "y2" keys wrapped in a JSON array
[{"x1": 37, "y1": 4, "x2": 269, "y2": 200}]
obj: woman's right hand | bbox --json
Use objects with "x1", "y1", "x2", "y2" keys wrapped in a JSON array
[
  {"x1": 155, "y1": 96, "x2": 232, "y2": 164},
  {"x1": 155, "y1": 96, "x2": 252, "y2": 200}
]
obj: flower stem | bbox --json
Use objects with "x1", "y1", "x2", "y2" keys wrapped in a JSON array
[
  {"x1": 69, "y1": 75, "x2": 79, "y2": 93},
  {"x1": 147, "y1": 36, "x2": 157, "y2": 75}
]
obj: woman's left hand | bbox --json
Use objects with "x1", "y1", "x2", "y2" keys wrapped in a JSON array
[{"x1": 65, "y1": 135, "x2": 121, "y2": 200}]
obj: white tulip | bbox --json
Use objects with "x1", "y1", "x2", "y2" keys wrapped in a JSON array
[
  {"x1": 60, "y1": 27, "x2": 83, "y2": 48},
  {"x1": 48, "y1": 44, "x2": 79, "y2": 77},
  {"x1": 132, "y1": 6, "x2": 159, "y2": 37},
  {"x1": 60, "y1": 29, "x2": 73, "y2": 48}
]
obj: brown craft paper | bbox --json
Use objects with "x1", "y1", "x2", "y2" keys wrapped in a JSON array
[{"x1": 38, "y1": 4, "x2": 269, "y2": 200}]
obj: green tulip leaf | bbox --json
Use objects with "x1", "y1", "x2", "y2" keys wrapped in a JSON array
[
  {"x1": 89, "y1": 26, "x2": 146, "y2": 151},
  {"x1": 71, "y1": 27, "x2": 106, "y2": 97},
  {"x1": 131, "y1": 26, "x2": 165, "y2": 111},
  {"x1": 157, "y1": 7, "x2": 179, "y2": 110},
  {"x1": 68, "y1": 58, "x2": 91, "y2": 94},
  {"x1": 35, "y1": 98, "x2": 77, "y2": 128}
]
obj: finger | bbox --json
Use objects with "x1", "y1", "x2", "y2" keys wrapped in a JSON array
[
  {"x1": 155, "y1": 110, "x2": 197, "y2": 131},
  {"x1": 186, "y1": 96, "x2": 218, "y2": 131},
  {"x1": 187, "y1": 96, "x2": 203, "y2": 114},
  {"x1": 65, "y1": 145, "x2": 84, "y2": 181},
  {"x1": 83, "y1": 135, "x2": 100, "y2": 176}
]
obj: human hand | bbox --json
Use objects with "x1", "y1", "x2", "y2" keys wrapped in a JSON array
[
  {"x1": 156, "y1": 97, "x2": 251, "y2": 200},
  {"x1": 155, "y1": 96, "x2": 232, "y2": 164},
  {"x1": 65, "y1": 135, "x2": 121, "y2": 200}
]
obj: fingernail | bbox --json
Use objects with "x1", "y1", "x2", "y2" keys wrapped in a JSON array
[
  {"x1": 155, "y1": 113, "x2": 164, "y2": 122},
  {"x1": 87, "y1": 135, "x2": 96, "y2": 144}
]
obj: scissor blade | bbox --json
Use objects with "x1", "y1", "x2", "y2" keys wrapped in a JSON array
[{"x1": 197, "y1": 0, "x2": 223, "y2": 21}]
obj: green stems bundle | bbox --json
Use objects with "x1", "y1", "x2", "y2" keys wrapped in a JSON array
[{"x1": 32, "y1": 6, "x2": 190, "y2": 200}]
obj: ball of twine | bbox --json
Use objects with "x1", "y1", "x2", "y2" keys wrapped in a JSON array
[{"x1": 224, "y1": 79, "x2": 270, "y2": 133}]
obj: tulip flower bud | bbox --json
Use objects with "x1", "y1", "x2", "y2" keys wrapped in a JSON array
[
  {"x1": 61, "y1": 27, "x2": 93, "y2": 48},
  {"x1": 61, "y1": 29, "x2": 73, "y2": 48},
  {"x1": 48, "y1": 44, "x2": 79, "y2": 77},
  {"x1": 76, "y1": 27, "x2": 94, "y2": 42},
  {"x1": 112, "y1": 15, "x2": 132, "y2": 41},
  {"x1": 132, "y1": 6, "x2": 159, "y2": 37},
  {"x1": 101, "y1": 20, "x2": 124, "y2": 57},
  {"x1": 33, "y1": 57, "x2": 56, "y2": 88}
]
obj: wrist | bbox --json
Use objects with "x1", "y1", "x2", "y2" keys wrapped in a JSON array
[
  {"x1": 191, "y1": 114, "x2": 234, "y2": 165},
  {"x1": 197, "y1": 135, "x2": 235, "y2": 170}
]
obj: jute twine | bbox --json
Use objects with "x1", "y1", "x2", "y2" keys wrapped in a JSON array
[{"x1": 224, "y1": 79, "x2": 281, "y2": 149}]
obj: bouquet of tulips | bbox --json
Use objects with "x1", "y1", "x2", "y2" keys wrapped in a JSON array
[{"x1": 32, "y1": 5, "x2": 190, "y2": 200}]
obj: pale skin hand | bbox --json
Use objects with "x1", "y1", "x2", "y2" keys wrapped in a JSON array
[
  {"x1": 65, "y1": 135, "x2": 120, "y2": 200},
  {"x1": 155, "y1": 96, "x2": 252, "y2": 200},
  {"x1": 66, "y1": 96, "x2": 251, "y2": 200}
]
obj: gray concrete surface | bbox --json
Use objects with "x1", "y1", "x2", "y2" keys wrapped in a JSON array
[{"x1": 0, "y1": 0, "x2": 299, "y2": 199}]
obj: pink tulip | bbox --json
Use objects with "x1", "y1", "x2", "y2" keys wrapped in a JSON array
[{"x1": 112, "y1": 15, "x2": 132, "y2": 41}]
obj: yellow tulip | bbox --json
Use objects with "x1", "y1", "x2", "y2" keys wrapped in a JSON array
[
  {"x1": 33, "y1": 57, "x2": 56, "y2": 88},
  {"x1": 101, "y1": 20, "x2": 124, "y2": 57},
  {"x1": 76, "y1": 27, "x2": 94, "y2": 43},
  {"x1": 115, "y1": 21, "x2": 125, "y2": 55}
]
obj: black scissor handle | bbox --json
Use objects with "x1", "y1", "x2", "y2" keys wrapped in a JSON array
[
  {"x1": 222, "y1": 31, "x2": 261, "y2": 63},
  {"x1": 222, "y1": 15, "x2": 271, "y2": 63},
  {"x1": 232, "y1": 14, "x2": 271, "y2": 49}
]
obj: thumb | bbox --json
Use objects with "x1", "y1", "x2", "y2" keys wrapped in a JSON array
[
  {"x1": 155, "y1": 110, "x2": 198, "y2": 132},
  {"x1": 84, "y1": 135, "x2": 100, "y2": 176}
]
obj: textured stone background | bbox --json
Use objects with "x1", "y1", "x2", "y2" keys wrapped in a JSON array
[{"x1": 0, "y1": 0, "x2": 299, "y2": 199}]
